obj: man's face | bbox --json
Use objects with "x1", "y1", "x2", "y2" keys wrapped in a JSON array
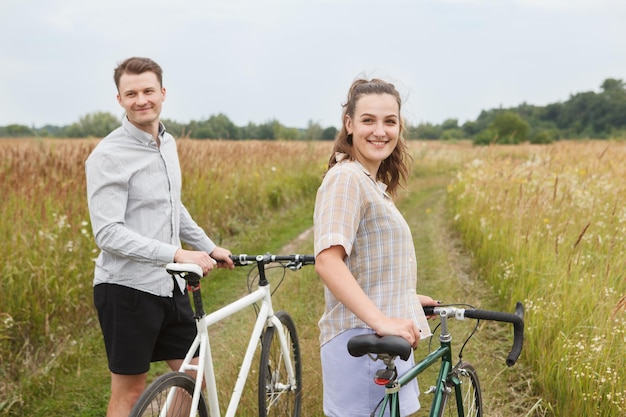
[{"x1": 116, "y1": 71, "x2": 166, "y2": 133}]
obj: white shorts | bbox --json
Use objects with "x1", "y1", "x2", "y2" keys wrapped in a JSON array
[{"x1": 321, "y1": 328, "x2": 421, "y2": 417}]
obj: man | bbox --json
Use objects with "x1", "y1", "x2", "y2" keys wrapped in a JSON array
[{"x1": 85, "y1": 57, "x2": 234, "y2": 417}]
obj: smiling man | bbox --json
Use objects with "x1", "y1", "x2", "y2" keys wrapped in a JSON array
[{"x1": 85, "y1": 57, "x2": 234, "y2": 417}]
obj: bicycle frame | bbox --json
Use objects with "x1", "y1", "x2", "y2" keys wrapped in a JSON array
[
  {"x1": 349, "y1": 303, "x2": 524, "y2": 417},
  {"x1": 173, "y1": 278, "x2": 295, "y2": 417}
]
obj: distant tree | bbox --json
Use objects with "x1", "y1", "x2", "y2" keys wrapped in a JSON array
[
  {"x1": 257, "y1": 120, "x2": 277, "y2": 140},
  {"x1": 472, "y1": 128, "x2": 498, "y2": 145},
  {"x1": 161, "y1": 118, "x2": 188, "y2": 138},
  {"x1": 491, "y1": 111, "x2": 530, "y2": 144},
  {"x1": 275, "y1": 124, "x2": 299, "y2": 140},
  {"x1": 441, "y1": 128, "x2": 464, "y2": 140},
  {"x1": 440, "y1": 118, "x2": 464, "y2": 140},
  {"x1": 64, "y1": 123, "x2": 85, "y2": 138},
  {"x1": 190, "y1": 113, "x2": 239, "y2": 139},
  {"x1": 4, "y1": 124, "x2": 34, "y2": 137},
  {"x1": 208, "y1": 113, "x2": 239, "y2": 139},
  {"x1": 462, "y1": 120, "x2": 480, "y2": 137},
  {"x1": 76, "y1": 112, "x2": 120, "y2": 137},
  {"x1": 412, "y1": 122, "x2": 441, "y2": 140},
  {"x1": 441, "y1": 118, "x2": 459, "y2": 130},
  {"x1": 598, "y1": 78, "x2": 626, "y2": 134},
  {"x1": 540, "y1": 103, "x2": 562, "y2": 125},
  {"x1": 530, "y1": 129, "x2": 556, "y2": 144},
  {"x1": 37, "y1": 125, "x2": 64, "y2": 137},
  {"x1": 240, "y1": 122, "x2": 260, "y2": 139},
  {"x1": 303, "y1": 120, "x2": 323, "y2": 140},
  {"x1": 601, "y1": 78, "x2": 625, "y2": 94},
  {"x1": 321, "y1": 126, "x2": 338, "y2": 141},
  {"x1": 474, "y1": 111, "x2": 530, "y2": 145}
]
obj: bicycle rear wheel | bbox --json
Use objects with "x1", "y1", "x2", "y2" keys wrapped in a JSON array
[
  {"x1": 437, "y1": 362, "x2": 482, "y2": 417},
  {"x1": 129, "y1": 371, "x2": 209, "y2": 417},
  {"x1": 258, "y1": 310, "x2": 302, "y2": 417}
]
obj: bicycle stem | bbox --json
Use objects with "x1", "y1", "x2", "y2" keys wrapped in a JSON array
[{"x1": 438, "y1": 311, "x2": 452, "y2": 343}]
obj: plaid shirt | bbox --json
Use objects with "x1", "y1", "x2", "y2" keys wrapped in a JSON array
[{"x1": 314, "y1": 159, "x2": 431, "y2": 346}]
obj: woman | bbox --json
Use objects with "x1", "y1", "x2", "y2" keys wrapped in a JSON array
[{"x1": 314, "y1": 78, "x2": 437, "y2": 416}]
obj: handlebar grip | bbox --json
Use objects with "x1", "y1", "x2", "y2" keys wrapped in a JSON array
[
  {"x1": 228, "y1": 254, "x2": 246, "y2": 266},
  {"x1": 301, "y1": 255, "x2": 315, "y2": 265},
  {"x1": 425, "y1": 302, "x2": 525, "y2": 367},
  {"x1": 464, "y1": 302, "x2": 525, "y2": 366},
  {"x1": 506, "y1": 302, "x2": 525, "y2": 366}
]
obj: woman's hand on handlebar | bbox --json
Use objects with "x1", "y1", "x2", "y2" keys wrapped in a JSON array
[{"x1": 418, "y1": 294, "x2": 440, "y2": 319}]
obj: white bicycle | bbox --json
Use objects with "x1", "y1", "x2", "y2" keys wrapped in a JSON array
[{"x1": 128, "y1": 253, "x2": 315, "y2": 417}]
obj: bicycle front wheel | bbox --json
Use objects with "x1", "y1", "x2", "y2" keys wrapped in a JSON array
[
  {"x1": 258, "y1": 310, "x2": 302, "y2": 417},
  {"x1": 129, "y1": 371, "x2": 209, "y2": 417},
  {"x1": 437, "y1": 362, "x2": 482, "y2": 417}
]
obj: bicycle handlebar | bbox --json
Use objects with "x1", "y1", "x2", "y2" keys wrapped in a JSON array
[
  {"x1": 229, "y1": 253, "x2": 315, "y2": 267},
  {"x1": 423, "y1": 301, "x2": 525, "y2": 367}
]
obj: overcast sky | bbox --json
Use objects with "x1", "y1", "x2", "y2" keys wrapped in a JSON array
[{"x1": 1, "y1": 0, "x2": 625, "y2": 129}]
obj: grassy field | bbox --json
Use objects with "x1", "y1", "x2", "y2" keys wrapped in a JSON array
[
  {"x1": 1, "y1": 138, "x2": 624, "y2": 416},
  {"x1": 447, "y1": 140, "x2": 626, "y2": 415},
  {"x1": 0, "y1": 138, "x2": 329, "y2": 415}
]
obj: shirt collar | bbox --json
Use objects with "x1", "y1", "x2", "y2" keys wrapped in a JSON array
[
  {"x1": 122, "y1": 117, "x2": 166, "y2": 146},
  {"x1": 336, "y1": 153, "x2": 390, "y2": 195}
]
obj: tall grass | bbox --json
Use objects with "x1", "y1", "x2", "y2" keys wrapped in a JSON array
[
  {"x1": 0, "y1": 138, "x2": 330, "y2": 416},
  {"x1": 6, "y1": 137, "x2": 625, "y2": 416},
  {"x1": 447, "y1": 141, "x2": 626, "y2": 415}
]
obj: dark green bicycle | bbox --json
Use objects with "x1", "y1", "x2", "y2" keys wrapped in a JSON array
[{"x1": 348, "y1": 302, "x2": 524, "y2": 417}]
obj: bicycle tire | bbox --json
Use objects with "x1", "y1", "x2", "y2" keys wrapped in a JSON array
[
  {"x1": 437, "y1": 362, "x2": 482, "y2": 417},
  {"x1": 258, "y1": 310, "x2": 302, "y2": 417},
  {"x1": 129, "y1": 371, "x2": 209, "y2": 417}
]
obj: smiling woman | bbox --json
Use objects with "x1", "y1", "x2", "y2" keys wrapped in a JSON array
[{"x1": 313, "y1": 78, "x2": 437, "y2": 417}]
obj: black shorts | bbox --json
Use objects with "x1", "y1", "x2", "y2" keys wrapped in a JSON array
[{"x1": 94, "y1": 283, "x2": 197, "y2": 375}]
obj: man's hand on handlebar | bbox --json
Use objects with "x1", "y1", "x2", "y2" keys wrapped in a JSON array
[
  {"x1": 174, "y1": 247, "x2": 233, "y2": 276},
  {"x1": 210, "y1": 247, "x2": 235, "y2": 270}
]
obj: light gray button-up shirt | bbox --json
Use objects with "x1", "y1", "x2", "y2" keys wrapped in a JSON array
[{"x1": 86, "y1": 117, "x2": 216, "y2": 296}]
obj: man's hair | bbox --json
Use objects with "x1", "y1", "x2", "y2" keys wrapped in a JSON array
[{"x1": 113, "y1": 57, "x2": 163, "y2": 90}]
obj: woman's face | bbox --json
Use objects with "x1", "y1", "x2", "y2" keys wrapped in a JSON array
[
  {"x1": 345, "y1": 94, "x2": 400, "y2": 179},
  {"x1": 345, "y1": 93, "x2": 400, "y2": 177}
]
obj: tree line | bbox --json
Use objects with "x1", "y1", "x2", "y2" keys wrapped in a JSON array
[
  {"x1": 2, "y1": 78, "x2": 625, "y2": 144},
  {"x1": 0, "y1": 113, "x2": 339, "y2": 142},
  {"x1": 410, "y1": 78, "x2": 626, "y2": 144}
]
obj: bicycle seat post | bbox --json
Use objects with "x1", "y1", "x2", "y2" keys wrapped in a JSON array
[{"x1": 187, "y1": 279, "x2": 205, "y2": 320}]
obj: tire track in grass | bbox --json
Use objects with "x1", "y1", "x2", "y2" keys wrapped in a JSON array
[{"x1": 401, "y1": 173, "x2": 544, "y2": 416}]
